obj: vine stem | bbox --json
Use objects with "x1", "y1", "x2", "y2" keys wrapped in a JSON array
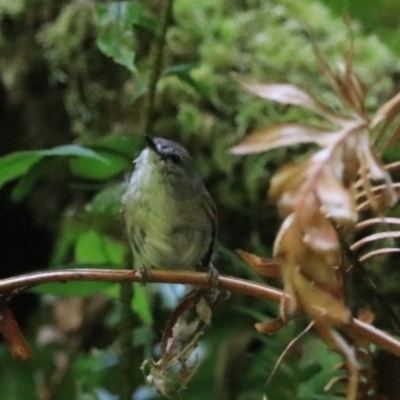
[
  {"x1": 119, "y1": 253, "x2": 138, "y2": 400},
  {"x1": 1, "y1": 268, "x2": 400, "y2": 357},
  {"x1": 140, "y1": 0, "x2": 174, "y2": 134}
]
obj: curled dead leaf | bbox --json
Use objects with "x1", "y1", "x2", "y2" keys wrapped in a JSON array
[
  {"x1": 268, "y1": 162, "x2": 308, "y2": 217},
  {"x1": 357, "y1": 306, "x2": 375, "y2": 325},
  {"x1": 0, "y1": 307, "x2": 32, "y2": 360},
  {"x1": 371, "y1": 91, "x2": 400, "y2": 128},
  {"x1": 143, "y1": 289, "x2": 228, "y2": 398},
  {"x1": 288, "y1": 267, "x2": 350, "y2": 325},
  {"x1": 236, "y1": 249, "x2": 281, "y2": 277},
  {"x1": 233, "y1": 74, "x2": 340, "y2": 123},
  {"x1": 312, "y1": 163, "x2": 358, "y2": 226},
  {"x1": 230, "y1": 123, "x2": 334, "y2": 155},
  {"x1": 254, "y1": 317, "x2": 285, "y2": 334}
]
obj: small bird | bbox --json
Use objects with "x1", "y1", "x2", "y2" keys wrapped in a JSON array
[{"x1": 122, "y1": 136, "x2": 216, "y2": 272}]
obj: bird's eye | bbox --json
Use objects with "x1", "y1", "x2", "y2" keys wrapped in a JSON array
[{"x1": 168, "y1": 154, "x2": 181, "y2": 165}]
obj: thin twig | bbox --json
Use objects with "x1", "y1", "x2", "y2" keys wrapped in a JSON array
[
  {"x1": 266, "y1": 321, "x2": 315, "y2": 388},
  {"x1": 140, "y1": 0, "x2": 174, "y2": 134},
  {"x1": 1, "y1": 268, "x2": 400, "y2": 357},
  {"x1": 119, "y1": 278, "x2": 139, "y2": 400}
]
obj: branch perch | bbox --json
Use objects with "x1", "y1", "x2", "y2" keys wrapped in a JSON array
[{"x1": 1, "y1": 268, "x2": 399, "y2": 357}]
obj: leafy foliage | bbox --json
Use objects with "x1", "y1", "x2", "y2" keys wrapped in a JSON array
[
  {"x1": 95, "y1": 1, "x2": 144, "y2": 72},
  {"x1": 1, "y1": 0, "x2": 400, "y2": 400}
]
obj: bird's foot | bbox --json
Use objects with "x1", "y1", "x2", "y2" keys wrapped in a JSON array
[
  {"x1": 206, "y1": 263, "x2": 220, "y2": 289},
  {"x1": 137, "y1": 265, "x2": 151, "y2": 285}
]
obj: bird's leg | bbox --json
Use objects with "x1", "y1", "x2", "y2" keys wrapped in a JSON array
[
  {"x1": 137, "y1": 265, "x2": 151, "y2": 285},
  {"x1": 207, "y1": 263, "x2": 220, "y2": 289}
]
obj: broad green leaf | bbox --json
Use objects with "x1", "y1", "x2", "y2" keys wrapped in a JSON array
[
  {"x1": 97, "y1": 29, "x2": 136, "y2": 72},
  {"x1": 96, "y1": 2, "x2": 143, "y2": 29},
  {"x1": 37, "y1": 144, "x2": 106, "y2": 160},
  {"x1": 0, "y1": 153, "x2": 41, "y2": 190},
  {"x1": 95, "y1": 2, "x2": 143, "y2": 72},
  {"x1": 11, "y1": 158, "x2": 51, "y2": 201},
  {"x1": 69, "y1": 151, "x2": 130, "y2": 181},
  {"x1": 75, "y1": 230, "x2": 126, "y2": 266},
  {"x1": 0, "y1": 144, "x2": 106, "y2": 190},
  {"x1": 91, "y1": 135, "x2": 143, "y2": 158}
]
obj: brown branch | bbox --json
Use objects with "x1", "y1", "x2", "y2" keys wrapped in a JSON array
[{"x1": 1, "y1": 268, "x2": 400, "y2": 357}]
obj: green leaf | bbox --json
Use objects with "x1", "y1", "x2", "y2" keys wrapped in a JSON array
[
  {"x1": 69, "y1": 136, "x2": 141, "y2": 180},
  {"x1": 92, "y1": 136, "x2": 143, "y2": 158},
  {"x1": 75, "y1": 230, "x2": 126, "y2": 266},
  {"x1": 37, "y1": 144, "x2": 107, "y2": 160},
  {"x1": 11, "y1": 158, "x2": 51, "y2": 201},
  {"x1": 95, "y1": 2, "x2": 143, "y2": 72},
  {"x1": 0, "y1": 144, "x2": 106, "y2": 190},
  {"x1": 0, "y1": 152, "x2": 42, "y2": 190},
  {"x1": 69, "y1": 150, "x2": 130, "y2": 181}
]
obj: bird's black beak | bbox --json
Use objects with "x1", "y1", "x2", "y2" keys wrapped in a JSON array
[{"x1": 145, "y1": 135, "x2": 159, "y2": 154}]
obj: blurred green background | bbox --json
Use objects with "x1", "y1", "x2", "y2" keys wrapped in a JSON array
[{"x1": 1, "y1": 0, "x2": 400, "y2": 399}]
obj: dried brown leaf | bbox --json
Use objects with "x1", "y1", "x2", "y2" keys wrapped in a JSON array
[
  {"x1": 386, "y1": 161, "x2": 400, "y2": 173},
  {"x1": 335, "y1": 61, "x2": 367, "y2": 115},
  {"x1": 268, "y1": 162, "x2": 308, "y2": 217},
  {"x1": 348, "y1": 73, "x2": 367, "y2": 114},
  {"x1": 316, "y1": 326, "x2": 358, "y2": 400},
  {"x1": 143, "y1": 311, "x2": 204, "y2": 399},
  {"x1": 360, "y1": 141, "x2": 393, "y2": 182},
  {"x1": 313, "y1": 163, "x2": 357, "y2": 225},
  {"x1": 308, "y1": 30, "x2": 342, "y2": 101},
  {"x1": 195, "y1": 297, "x2": 212, "y2": 326},
  {"x1": 234, "y1": 74, "x2": 342, "y2": 124},
  {"x1": 143, "y1": 289, "x2": 227, "y2": 398},
  {"x1": 359, "y1": 156, "x2": 397, "y2": 216},
  {"x1": 371, "y1": 91, "x2": 400, "y2": 128},
  {"x1": 289, "y1": 266, "x2": 351, "y2": 325},
  {"x1": 0, "y1": 307, "x2": 32, "y2": 360},
  {"x1": 357, "y1": 306, "x2": 375, "y2": 325},
  {"x1": 236, "y1": 249, "x2": 281, "y2": 277},
  {"x1": 166, "y1": 317, "x2": 201, "y2": 356},
  {"x1": 274, "y1": 213, "x2": 342, "y2": 301},
  {"x1": 143, "y1": 354, "x2": 201, "y2": 399},
  {"x1": 254, "y1": 317, "x2": 285, "y2": 334},
  {"x1": 381, "y1": 120, "x2": 400, "y2": 153},
  {"x1": 230, "y1": 123, "x2": 334, "y2": 155}
]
